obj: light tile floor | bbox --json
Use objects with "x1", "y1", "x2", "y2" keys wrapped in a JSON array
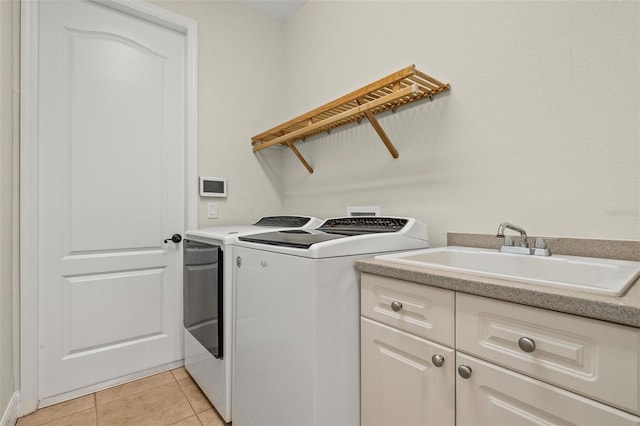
[{"x1": 17, "y1": 368, "x2": 227, "y2": 426}]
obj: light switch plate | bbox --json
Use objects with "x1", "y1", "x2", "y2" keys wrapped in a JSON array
[{"x1": 207, "y1": 202, "x2": 218, "y2": 219}]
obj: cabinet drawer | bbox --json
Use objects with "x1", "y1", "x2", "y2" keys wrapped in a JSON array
[
  {"x1": 361, "y1": 273, "x2": 454, "y2": 347},
  {"x1": 456, "y1": 352, "x2": 640, "y2": 426},
  {"x1": 361, "y1": 317, "x2": 455, "y2": 426},
  {"x1": 456, "y1": 293, "x2": 640, "y2": 415}
]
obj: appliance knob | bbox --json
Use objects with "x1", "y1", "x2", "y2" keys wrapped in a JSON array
[
  {"x1": 236, "y1": 256, "x2": 241, "y2": 268},
  {"x1": 390, "y1": 301, "x2": 403, "y2": 312},
  {"x1": 518, "y1": 337, "x2": 536, "y2": 353},
  {"x1": 164, "y1": 234, "x2": 182, "y2": 243},
  {"x1": 431, "y1": 354, "x2": 445, "y2": 367},
  {"x1": 458, "y1": 365, "x2": 472, "y2": 379}
]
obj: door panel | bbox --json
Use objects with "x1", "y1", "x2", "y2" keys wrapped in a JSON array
[
  {"x1": 64, "y1": 268, "x2": 165, "y2": 354},
  {"x1": 38, "y1": 0, "x2": 185, "y2": 402},
  {"x1": 67, "y1": 28, "x2": 165, "y2": 252}
]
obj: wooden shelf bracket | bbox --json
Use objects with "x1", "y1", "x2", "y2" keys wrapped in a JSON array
[{"x1": 251, "y1": 65, "x2": 450, "y2": 173}]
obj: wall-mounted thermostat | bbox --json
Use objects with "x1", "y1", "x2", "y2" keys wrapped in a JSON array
[{"x1": 200, "y1": 176, "x2": 227, "y2": 198}]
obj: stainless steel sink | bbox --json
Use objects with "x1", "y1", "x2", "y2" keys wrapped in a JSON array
[{"x1": 375, "y1": 246, "x2": 640, "y2": 296}]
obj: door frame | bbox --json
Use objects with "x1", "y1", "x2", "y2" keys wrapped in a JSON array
[{"x1": 19, "y1": 0, "x2": 198, "y2": 414}]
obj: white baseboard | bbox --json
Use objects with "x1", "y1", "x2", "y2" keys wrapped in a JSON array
[
  {"x1": 1, "y1": 391, "x2": 20, "y2": 426},
  {"x1": 38, "y1": 360, "x2": 184, "y2": 409}
]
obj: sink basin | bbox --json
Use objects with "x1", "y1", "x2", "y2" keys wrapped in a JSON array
[{"x1": 375, "y1": 246, "x2": 640, "y2": 296}]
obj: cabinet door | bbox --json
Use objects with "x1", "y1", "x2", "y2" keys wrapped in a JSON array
[
  {"x1": 361, "y1": 317, "x2": 455, "y2": 426},
  {"x1": 456, "y1": 293, "x2": 640, "y2": 414},
  {"x1": 456, "y1": 352, "x2": 640, "y2": 426}
]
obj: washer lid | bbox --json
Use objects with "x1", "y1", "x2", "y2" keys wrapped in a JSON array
[
  {"x1": 238, "y1": 217, "x2": 412, "y2": 249},
  {"x1": 238, "y1": 229, "x2": 345, "y2": 249}
]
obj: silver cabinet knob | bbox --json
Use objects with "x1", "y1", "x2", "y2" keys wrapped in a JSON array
[
  {"x1": 458, "y1": 365, "x2": 472, "y2": 379},
  {"x1": 431, "y1": 354, "x2": 445, "y2": 367},
  {"x1": 518, "y1": 337, "x2": 536, "y2": 353},
  {"x1": 390, "y1": 301, "x2": 403, "y2": 312}
]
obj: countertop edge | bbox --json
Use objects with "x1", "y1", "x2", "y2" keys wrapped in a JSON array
[{"x1": 356, "y1": 258, "x2": 640, "y2": 329}]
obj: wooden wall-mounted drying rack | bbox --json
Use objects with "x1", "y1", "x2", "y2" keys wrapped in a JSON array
[{"x1": 251, "y1": 64, "x2": 450, "y2": 173}]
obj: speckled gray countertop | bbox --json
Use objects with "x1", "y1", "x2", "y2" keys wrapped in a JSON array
[{"x1": 356, "y1": 234, "x2": 640, "y2": 328}]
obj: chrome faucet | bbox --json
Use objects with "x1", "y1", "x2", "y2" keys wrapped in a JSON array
[
  {"x1": 496, "y1": 222, "x2": 552, "y2": 256},
  {"x1": 496, "y1": 222, "x2": 529, "y2": 248}
]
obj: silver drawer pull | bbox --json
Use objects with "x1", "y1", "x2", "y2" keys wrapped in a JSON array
[
  {"x1": 431, "y1": 354, "x2": 445, "y2": 367},
  {"x1": 390, "y1": 301, "x2": 403, "y2": 312},
  {"x1": 518, "y1": 336, "x2": 536, "y2": 353},
  {"x1": 458, "y1": 365, "x2": 472, "y2": 379}
]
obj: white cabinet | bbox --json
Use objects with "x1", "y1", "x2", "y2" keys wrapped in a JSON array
[
  {"x1": 360, "y1": 272, "x2": 640, "y2": 426},
  {"x1": 360, "y1": 274, "x2": 455, "y2": 426},
  {"x1": 456, "y1": 352, "x2": 640, "y2": 426}
]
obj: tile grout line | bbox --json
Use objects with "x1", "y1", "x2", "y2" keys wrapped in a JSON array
[
  {"x1": 96, "y1": 370, "x2": 178, "y2": 408},
  {"x1": 171, "y1": 369, "x2": 202, "y2": 425},
  {"x1": 93, "y1": 393, "x2": 98, "y2": 425},
  {"x1": 20, "y1": 372, "x2": 207, "y2": 426}
]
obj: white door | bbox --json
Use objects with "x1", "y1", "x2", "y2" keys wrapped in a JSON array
[{"x1": 37, "y1": 0, "x2": 185, "y2": 402}]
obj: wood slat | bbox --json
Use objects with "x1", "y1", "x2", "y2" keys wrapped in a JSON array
[
  {"x1": 287, "y1": 142, "x2": 314, "y2": 174},
  {"x1": 414, "y1": 69, "x2": 449, "y2": 89},
  {"x1": 358, "y1": 98, "x2": 398, "y2": 158}
]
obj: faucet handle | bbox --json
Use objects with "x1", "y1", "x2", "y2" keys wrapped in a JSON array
[
  {"x1": 534, "y1": 237, "x2": 547, "y2": 249},
  {"x1": 532, "y1": 237, "x2": 553, "y2": 256}
]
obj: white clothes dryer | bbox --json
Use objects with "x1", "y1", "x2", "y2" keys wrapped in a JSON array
[{"x1": 183, "y1": 215, "x2": 323, "y2": 422}]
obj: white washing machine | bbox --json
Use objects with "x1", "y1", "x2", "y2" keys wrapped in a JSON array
[
  {"x1": 232, "y1": 217, "x2": 429, "y2": 426},
  {"x1": 183, "y1": 215, "x2": 323, "y2": 422}
]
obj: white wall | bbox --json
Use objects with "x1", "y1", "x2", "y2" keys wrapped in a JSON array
[
  {"x1": 281, "y1": 1, "x2": 640, "y2": 247},
  {"x1": 152, "y1": 0, "x2": 286, "y2": 226}
]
